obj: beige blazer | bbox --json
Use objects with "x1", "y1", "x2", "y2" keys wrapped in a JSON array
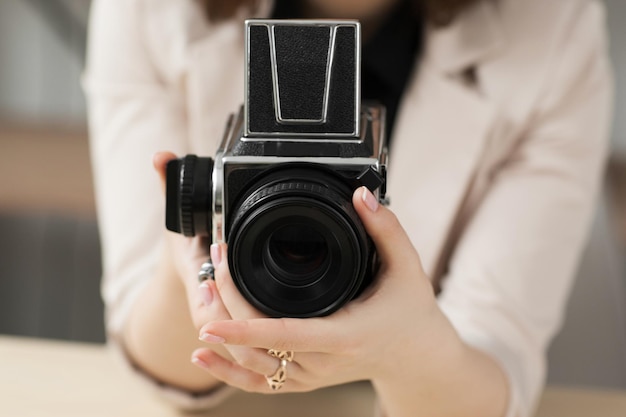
[{"x1": 85, "y1": 0, "x2": 613, "y2": 415}]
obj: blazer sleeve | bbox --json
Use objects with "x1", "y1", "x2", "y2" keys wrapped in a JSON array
[
  {"x1": 84, "y1": 0, "x2": 232, "y2": 409},
  {"x1": 437, "y1": 2, "x2": 613, "y2": 417}
]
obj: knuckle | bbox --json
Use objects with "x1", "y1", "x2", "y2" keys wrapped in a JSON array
[
  {"x1": 241, "y1": 376, "x2": 267, "y2": 394},
  {"x1": 382, "y1": 209, "x2": 402, "y2": 234},
  {"x1": 191, "y1": 311, "x2": 209, "y2": 331},
  {"x1": 237, "y1": 379, "x2": 259, "y2": 393},
  {"x1": 268, "y1": 319, "x2": 293, "y2": 351},
  {"x1": 213, "y1": 271, "x2": 227, "y2": 292},
  {"x1": 234, "y1": 351, "x2": 256, "y2": 369},
  {"x1": 307, "y1": 358, "x2": 331, "y2": 379},
  {"x1": 192, "y1": 317, "x2": 204, "y2": 331},
  {"x1": 213, "y1": 269, "x2": 231, "y2": 293},
  {"x1": 335, "y1": 336, "x2": 358, "y2": 356}
]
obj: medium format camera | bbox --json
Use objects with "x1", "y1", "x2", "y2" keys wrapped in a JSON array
[{"x1": 165, "y1": 19, "x2": 388, "y2": 318}]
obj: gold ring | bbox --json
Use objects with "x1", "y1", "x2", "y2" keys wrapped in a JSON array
[{"x1": 265, "y1": 350, "x2": 294, "y2": 391}]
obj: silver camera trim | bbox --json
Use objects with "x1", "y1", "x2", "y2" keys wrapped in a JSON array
[
  {"x1": 212, "y1": 104, "x2": 387, "y2": 244},
  {"x1": 244, "y1": 19, "x2": 361, "y2": 141}
]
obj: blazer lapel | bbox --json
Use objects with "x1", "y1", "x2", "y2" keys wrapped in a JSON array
[{"x1": 387, "y1": 1, "x2": 504, "y2": 278}]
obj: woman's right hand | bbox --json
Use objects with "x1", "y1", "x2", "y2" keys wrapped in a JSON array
[
  {"x1": 153, "y1": 152, "x2": 281, "y2": 381},
  {"x1": 153, "y1": 152, "x2": 222, "y2": 328}
]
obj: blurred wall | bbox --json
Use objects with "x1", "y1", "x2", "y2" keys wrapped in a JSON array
[
  {"x1": 0, "y1": 1, "x2": 102, "y2": 343},
  {"x1": 606, "y1": 0, "x2": 626, "y2": 153},
  {"x1": 0, "y1": 0, "x2": 86, "y2": 124}
]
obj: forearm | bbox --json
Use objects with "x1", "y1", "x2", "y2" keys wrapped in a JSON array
[
  {"x1": 372, "y1": 311, "x2": 509, "y2": 417},
  {"x1": 122, "y1": 248, "x2": 223, "y2": 393}
]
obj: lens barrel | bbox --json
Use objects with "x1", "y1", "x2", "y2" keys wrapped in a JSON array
[{"x1": 227, "y1": 167, "x2": 373, "y2": 317}]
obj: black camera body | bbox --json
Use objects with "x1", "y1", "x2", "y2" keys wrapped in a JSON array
[{"x1": 166, "y1": 20, "x2": 388, "y2": 318}]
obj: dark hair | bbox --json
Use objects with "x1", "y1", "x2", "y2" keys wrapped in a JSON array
[{"x1": 200, "y1": 0, "x2": 483, "y2": 26}]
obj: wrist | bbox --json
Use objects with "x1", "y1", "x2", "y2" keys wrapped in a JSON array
[
  {"x1": 370, "y1": 300, "x2": 461, "y2": 381},
  {"x1": 371, "y1": 308, "x2": 509, "y2": 417}
]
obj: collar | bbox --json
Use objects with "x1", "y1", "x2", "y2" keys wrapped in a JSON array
[{"x1": 426, "y1": 0, "x2": 504, "y2": 75}]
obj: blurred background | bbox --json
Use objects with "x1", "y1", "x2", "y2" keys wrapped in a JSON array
[{"x1": 0, "y1": 0, "x2": 624, "y2": 390}]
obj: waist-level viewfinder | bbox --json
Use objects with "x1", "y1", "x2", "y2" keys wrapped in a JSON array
[{"x1": 246, "y1": 20, "x2": 360, "y2": 137}]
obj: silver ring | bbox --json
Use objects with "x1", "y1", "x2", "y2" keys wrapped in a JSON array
[
  {"x1": 265, "y1": 350, "x2": 294, "y2": 391},
  {"x1": 198, "y1": 260, "x2": 215, "y2": 282}
]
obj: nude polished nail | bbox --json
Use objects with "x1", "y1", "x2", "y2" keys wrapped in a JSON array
[
  {"x1": 210, "y1": 243, "x2": 222, "y2": 267},
  {"x1": 199, "y1": 281, "x2": 213, "y2": 306},
  {"x1": 199, "y1": 332, "x2": 225, "y2": 344},
  {"x1": 361, "y1": 186, "x2": 379, "y2": 212},
  {"x1": 191, "y1": 356, "x2": 211, "y2": 370}
]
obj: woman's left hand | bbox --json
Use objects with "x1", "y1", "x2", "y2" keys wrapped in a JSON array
[{"x1": 191, "y1": 186, "x2": 463, "y2": 393}]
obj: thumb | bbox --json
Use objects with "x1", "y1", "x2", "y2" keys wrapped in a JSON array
[
  {"x1": 352, "y1": 186, "x2": 422, "y2": 272},
  {"x1": 152, "y1": 151, "x2": 178, "y2": 192}
]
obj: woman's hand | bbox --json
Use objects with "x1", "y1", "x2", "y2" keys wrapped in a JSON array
[
  {"x1": 152, "y1": 152, "x2": 282, "y2": 378},
  {"x1": 153, "y1": 152, "x2": 226, "y2": 327},
  {"x1": 191, "y1": 186, "x2": 465, "y2": 394}
]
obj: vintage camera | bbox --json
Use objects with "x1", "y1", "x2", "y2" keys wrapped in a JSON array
[{"x1": 165, "y1": 20, "x2": 388, "y2": 318}]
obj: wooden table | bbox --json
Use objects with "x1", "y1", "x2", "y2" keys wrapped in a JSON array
[{"x1": 1, "y1": 335, "x2": 625, "y2": 417}]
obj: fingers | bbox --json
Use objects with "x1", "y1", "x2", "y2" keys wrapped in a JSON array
[
  {"x1": 198, "y1": 316, "x2": 342, "y2": 354},
  {"x1": 192, "y1": 270, "x2": 282, "y2": 376},
  {"x1": 193, "y1": 272, "x2": 287, "y2": 377},
  {"x1": 211, "y1": 242, "x2": 266, "y2": 320},
  {"x1": 152, "y1": 151, "x2": 177, "y2": 191},
  {"x1": 190, "y1": 277, "x2": 230, "y2": 327},
  {"x1": 352, "y1": 186, "x2": 422, "y2": 273},
  {"x1": 195, "y1": 242, "x2": 291, "y2": 377},
  {"x1": 192, "y1": 348, "x2": 270, "y2": 393},
  {"x1": 191, "y1": 348, "x2": 304, "y2": 393},
  {"x1": 193, "y1": 343, "x2": 300, "y2": 383}
]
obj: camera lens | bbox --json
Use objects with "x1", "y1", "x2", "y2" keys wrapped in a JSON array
[
  {"x1": 227, "y1": 167, "x2": 373, "y2": 318},
  {"x1": 265, "y1": 224, "x2": 330, "y2": 284}
]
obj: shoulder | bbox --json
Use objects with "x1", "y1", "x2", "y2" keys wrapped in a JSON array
[
  {"x1": 89, "y1": 0, "x2": 207, "y2": 39},
  {"x1": 88, "y1": 0, "x2": 210, "y2": 84},
  {"x1": 489, "y1": 0, "x2": 608, "y2": 70},
  {"x1": 88, "y1": 0, "x2": 273, "y2": 85},
  {"x1": 475, "y1": 0, "x2": 610, "y2": 116},
  {"x1": 493, "y1": 0, "x2": 607, "y2": 52},
  {"x1": 427, "y1": 0, "x2": 608, "y2": 84}
]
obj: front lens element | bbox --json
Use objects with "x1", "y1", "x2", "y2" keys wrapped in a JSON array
[{"x1": 265, "y1": 223, "x2": 330, "y2": 286}]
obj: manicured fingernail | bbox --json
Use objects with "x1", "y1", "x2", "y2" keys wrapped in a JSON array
[
  {"x1": 191, "y1": 356, "x2": 210, "y2": 369},
  {"x1": 210, "y1": 243, "x2": 222, "y2": 267},
  {"x1": 199, "y1": 332, "x2": 225, "y2": 344},
  {"x1": 361, "y1": 186, "x2": 379, "y2": 212},
  {"x1": 199, "y1": 281, "x2": 213, "y2": 306}
]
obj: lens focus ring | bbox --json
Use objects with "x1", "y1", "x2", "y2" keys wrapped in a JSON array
[
  {"x1": 180, "y1": 155, "x2": 197, "y2": 237},
  {"x1": 230, "y1": 180, "x2": 357, "y2": 235}
]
